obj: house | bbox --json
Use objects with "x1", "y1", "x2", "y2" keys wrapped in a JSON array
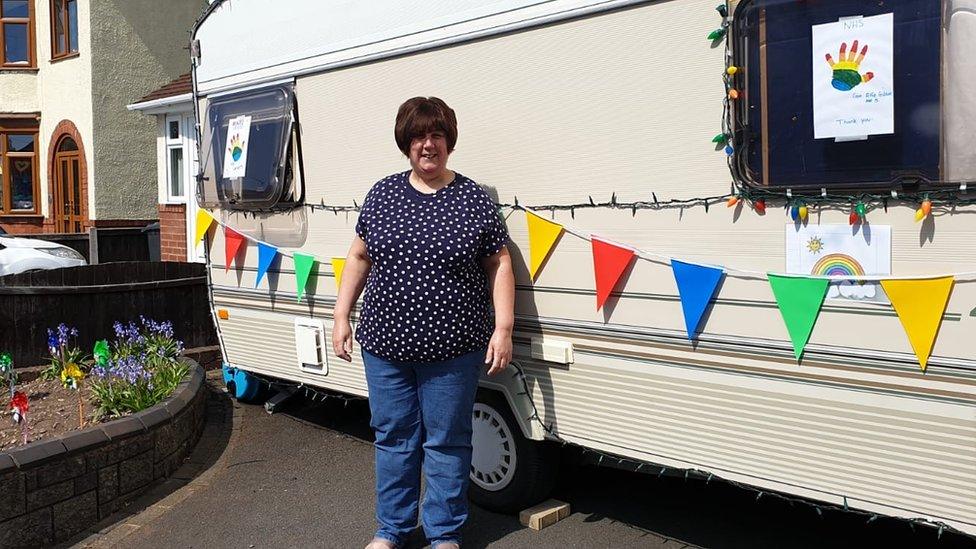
[
  {"x1": 0, "y1": 0, "x2": 206, "y2": 237},
  {"x1": 127, "y1": 73, "x2": 202, "y2": 262}
]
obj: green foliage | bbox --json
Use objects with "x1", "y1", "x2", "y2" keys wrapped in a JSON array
[{"x1": 87, "y1": 318, "x2": 188, "y2": 420}]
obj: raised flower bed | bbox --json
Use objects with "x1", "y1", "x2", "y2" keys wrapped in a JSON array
[{"x1": 0, "y1": 318, "x2": 208, "y2": 546}]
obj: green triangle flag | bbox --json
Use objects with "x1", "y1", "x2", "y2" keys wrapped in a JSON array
[
  {"x1": 768, "y1": 274, "x2": 830, "y2": 361},
  {"x1": 293, "y1": 252, "x2": 317, "y2": 302}
]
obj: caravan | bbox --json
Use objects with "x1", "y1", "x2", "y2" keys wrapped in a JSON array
[{"x1": 190, "y1": 0, "x2": 976, "y2": 535}]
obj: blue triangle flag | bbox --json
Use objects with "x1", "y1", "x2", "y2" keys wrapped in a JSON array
[
  {"x1": 255, "y1": 242, "x2": 278, "y2": 288},
  {"x1": 671, "y1": 260, "x2": 725, "y2": 340}
]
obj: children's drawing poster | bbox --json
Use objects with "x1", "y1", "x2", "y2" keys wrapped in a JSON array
[
  {"x1": 786, "y1": 224, "x2": 891, "y2": 302},
  {"x1": 222, "y1": 115, "x2": 251, "y2": 179},
  {"x1": 812, "y1": 13, "x2": 894, "y2": 140}
]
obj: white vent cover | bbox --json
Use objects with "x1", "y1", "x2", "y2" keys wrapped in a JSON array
[{"x1": 294, "y1": 317, "x2": 328, "y2": 375}]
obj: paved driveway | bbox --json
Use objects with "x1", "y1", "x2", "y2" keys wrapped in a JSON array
[{"x1": 72, "y1": 377, "x2": 976, "y2": 548}]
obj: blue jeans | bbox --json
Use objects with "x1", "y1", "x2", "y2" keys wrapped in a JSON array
[{"x1": 363, "y1": 349, "x2": 483, "y2": 547}]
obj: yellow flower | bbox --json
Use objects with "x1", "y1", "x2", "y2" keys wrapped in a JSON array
[{"x1": 61, "y1": 362, "x2": 84, "y2": 389}]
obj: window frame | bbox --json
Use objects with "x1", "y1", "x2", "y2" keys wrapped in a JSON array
[
  {"x1": 199, "y1": 84, "x2": 305, "y2": 211},
  {"x1": 0, "y1": 0, "x2": 36, "y2": 68},
  {"x1": 49, "y1": 0, "x2": 77, "y2": 61},
  {"x1": 164, "y1": 115, "x2": 190, "y2": 203},
  {"x1": 0, "y1": 121, "x2": 41, "y2": 216},
  {"x1": 729, "y1": 0, "x2": 947, "y2": 193}
]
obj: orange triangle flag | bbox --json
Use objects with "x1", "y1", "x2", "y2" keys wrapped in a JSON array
[
  {"x1": 880, "y1": 277, "x2": 954, "y2": 371},
  {"x1": 224, "y1": 227, "x2": 247, "y2": 272},
  {"x1": 591, "y1": 236, "x2": 636, "y2": 310},
  {"x1": 526, "y1": 211, "x2": 564, "y2": 280}
]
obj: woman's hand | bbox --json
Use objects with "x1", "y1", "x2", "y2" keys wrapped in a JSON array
[
  {"x1": 484, "y1": 327, "x2": 512, "y2": 376},
  {"x1": 333, "y1": 319, "x2": 353, "y2": 362}
]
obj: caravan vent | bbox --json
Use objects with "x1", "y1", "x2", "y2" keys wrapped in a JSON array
[{"x1": 294, "y1": 317, "x2": 328, "y2": 375}]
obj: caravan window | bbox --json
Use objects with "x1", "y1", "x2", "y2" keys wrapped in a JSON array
[
  {"x1": 730, "y1": 0, "x2": 975, "y2": 190},
  {"x1": 200, "y1": 84, "x2": 303, "y2": 210}
]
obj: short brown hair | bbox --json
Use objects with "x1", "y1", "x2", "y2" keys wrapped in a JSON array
[{"x1": 394, "y1": 97, "x2": 458, "y2": 155}]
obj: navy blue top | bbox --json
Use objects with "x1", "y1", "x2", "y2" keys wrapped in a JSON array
[{"x1": 355, "y1": 171, "x2": 509, "y2": 363}]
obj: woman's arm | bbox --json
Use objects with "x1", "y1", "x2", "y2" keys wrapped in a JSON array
[
  {"x1": 332, "y1": 236, "x2": 372, "y2": 361},
  {"x1": 480, "y1": 245, "x2": 515, "y2": 376}
]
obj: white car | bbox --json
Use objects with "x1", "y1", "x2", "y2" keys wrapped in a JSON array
[{"x1": 0, "y1": 227, "x2": 87, "y2": 277}]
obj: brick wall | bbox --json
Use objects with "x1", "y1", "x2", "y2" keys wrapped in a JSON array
[{"x1": 158, "y1": 204, "x2": 187, "y2": 262}]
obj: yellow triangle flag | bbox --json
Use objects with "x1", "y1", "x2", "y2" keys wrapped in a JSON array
[
  {"x1": 331, "y1": 257, "x2": 346, "y2": 291},
  {"x1": 880, "y1": 277, "x2": 954, "y2": 371},
  {"x1": 194, "y1": 209, "x2": 215, "y2": 243},
  {"x1": 526, "y1": 211, "x2": 564, "y2": 280}
]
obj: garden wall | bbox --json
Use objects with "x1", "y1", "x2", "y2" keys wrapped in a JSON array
[{"x1": 0, "y1": 361, "x2": 206, "y2": 546}]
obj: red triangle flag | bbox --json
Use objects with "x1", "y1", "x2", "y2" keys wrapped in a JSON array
[
  {"x1": 591, "y1": 236, "x2": 636, "y2": 310},
  {"x1": 224, "y1": 227, "x2": 247, "y2": 272}
]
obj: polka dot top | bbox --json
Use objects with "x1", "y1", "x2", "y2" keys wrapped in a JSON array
[{"x1": 354, "y1": 171, "x2": 509, "y2": 363}]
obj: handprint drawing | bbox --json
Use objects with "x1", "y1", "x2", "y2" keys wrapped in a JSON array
[
  {"x1": 824, "y1": 40, "x2": 874, "y2": 91},
  {"x1": 228, "y1": 134, "x2": 245, "y2": 161}
]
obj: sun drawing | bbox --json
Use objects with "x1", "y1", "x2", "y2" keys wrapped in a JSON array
[{"x1": 806, "y1": 237, "x2": 824, "y2": 254}]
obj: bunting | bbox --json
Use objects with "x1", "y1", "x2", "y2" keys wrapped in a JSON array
[
  {"x1": 194, "y1": 209, "x2": 215, "y2": 243},
  {"x1": 671, "y1": 260, "x2": 725, "y2": 340},
  {"x1": 526, "y1": 211, "x2": 564, "y2": 280},
  {"x1": 880, "y1": 277, "x2": 955, "y2": 371},
  {"x1": 198, "y1": 206, "x2": 966, "y2": 373},
  {"x1": 294, "y1": 252, "x2": 317, "y2": 302},
  {"x1": 591, "y1": 237, "x2": 636, "y2": 310},
  {"x1": 255, "y1": 242, "x2": 278, "y2": 288},
  {"x1": 768, "y1": 275, "x2": 830, "y2": 361},
  {"x1": 331, "y1": 257, "x2": 346, "y2": 291},
  {"x1": 223, "y1": 227, "x2": 247, "y2": 272}
]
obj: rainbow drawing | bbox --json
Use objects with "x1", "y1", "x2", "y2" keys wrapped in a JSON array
[
  {"x1": 811, "y1": 253, "x2": 866, "y2": 278},
  {"x1": 228, "y1": 134, "x2": 245, "y2": 161}
]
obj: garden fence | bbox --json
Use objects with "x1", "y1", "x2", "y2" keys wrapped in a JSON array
[{"x1": 0, "y1": 262, "x2": 216, "y2": 367}]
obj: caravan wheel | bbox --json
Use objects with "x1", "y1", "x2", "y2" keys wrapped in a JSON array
[{"x1": 468, "y1": 392, "x2": 557, "y2": 514}]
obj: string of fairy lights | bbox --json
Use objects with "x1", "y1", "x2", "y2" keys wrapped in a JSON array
[{"x1": 293, "y1": 2, "x2": 973, "y2": 225}]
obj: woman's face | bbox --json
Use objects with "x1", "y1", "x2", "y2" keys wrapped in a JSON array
[{"x1": 408, "y1": 131, "x2": 450, "y2": 179}]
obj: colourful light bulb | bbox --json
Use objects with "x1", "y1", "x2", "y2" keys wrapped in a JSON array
[
  {"x1": 754, "y1": 199, "x2": 766, "y2": 215},
  {"x1": 790, "y1": 205, "x2": 799, "y2": 221},
  {"x1": 712, "y1": 133, "x2": 729, "y2": 144},
  {"x1": 798, "y1": 205, "x2": 808, "y2": 221},
  {"x1": 855, "y1": 202, "x2": 866, "y2": 218},
  {"x1": 707, "y1": 27, "x2": 727, "y2": 41},
  {"x1": 726, "y1": 196, "x2": 739, "y2": 207},
  {"x1": 914, "y1": 208, "x2": 925, "y2": 222},
  {"x1": 726, "y1": 66, "x2": 739, "y2": 76},
  {"x1": 849, "y1": 211, "x2": 859, "y2": 225},
  {"x1": 715, "y1": 3, "x2": 728, "y2": 17},
  {"x1": 724, "y1": 144, "x2": 734, "y2": 156},
  {"x1": 921, "y1": 199, "x2": 932, "y2": 216},
  {"x1": 728, "y1": 89, "x2": 739, "y2": 100}
]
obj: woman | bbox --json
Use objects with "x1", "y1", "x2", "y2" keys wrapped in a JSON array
[{"x1": 332, "y1": 96, "x2": 515, "y2": 549}]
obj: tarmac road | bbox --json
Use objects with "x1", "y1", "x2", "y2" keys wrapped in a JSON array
[{"x1": 73, "y1": 378, "x2": 976, "y2": 549}]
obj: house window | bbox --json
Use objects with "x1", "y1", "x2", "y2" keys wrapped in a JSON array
[
  {"x1": 165, "y1": 116, "x2": 187, "y2": 202},
  {"x1": 0, "y1": 125, "x2": 40, "y2": 215},
  {"x1": 0, "y1": 0, "x2": 35, "y2": 67},
  {"x1": 50, "y1": 0, "x2": 77, "y2": 59},
  {"x1": 729, "y1": 0, "x2": 972, "y2": 190}
]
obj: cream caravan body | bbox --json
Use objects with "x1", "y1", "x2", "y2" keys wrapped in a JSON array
[{"x1": 191, "y1": 0, "x2": 976, "y2": 535}]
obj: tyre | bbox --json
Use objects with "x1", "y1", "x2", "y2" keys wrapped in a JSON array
[{"x1": 468, "y1": 390, "x2": 558, "y2": 513}]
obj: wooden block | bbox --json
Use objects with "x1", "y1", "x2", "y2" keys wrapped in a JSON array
[{"x1": 519, "y1": 499, "x2": 571, "y2": 531}]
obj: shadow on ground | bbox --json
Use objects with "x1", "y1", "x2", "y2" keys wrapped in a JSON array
[{"x1": 283, "y1": 395, "x2": 976, "y2": 549}]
